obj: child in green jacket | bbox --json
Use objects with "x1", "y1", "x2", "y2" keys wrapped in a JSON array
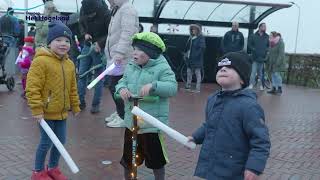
[{"x1": 116, "y1": 32, "x2": 177, "y2": 180}]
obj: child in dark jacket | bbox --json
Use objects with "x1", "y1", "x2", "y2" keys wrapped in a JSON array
[{"x1": 188, "y1": 52, "x2": 271, "y2": 180}]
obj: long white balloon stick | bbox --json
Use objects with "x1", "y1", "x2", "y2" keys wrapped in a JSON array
[
  {"x1": 131, "y1": 106, "x2": 196, "y2": 149},
  {"x1": 87, "y1": 63, "x2": 116, "y2": 89},
  {"x1": 40, "y1": 119, "x2": 79, "y2": 173}
]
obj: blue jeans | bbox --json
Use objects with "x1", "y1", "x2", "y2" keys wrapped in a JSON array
[
  {"x1": 271, "y1": 72, "x2": 282, "y2": 88},
  {"x1": 249, "y1": 62, "x2": 264, "y2": 86},
  {"x1": 1, "y1": 36, "x2": 16, "y2": 47},
  {"x1": 35, "y1": 120, "x2": 66, "y2": 171},
  {"x1": 77, "y1": 44, "x2": 105, "y2": 107}
]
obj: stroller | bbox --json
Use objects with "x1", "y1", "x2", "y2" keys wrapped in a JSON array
[{"x1": 0, "y1": 35, "x2": 15, "y2": 91}]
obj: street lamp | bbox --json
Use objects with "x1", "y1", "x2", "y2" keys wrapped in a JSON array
[
  {"x1": 24, "y1": 0, "x2": 28, "y2": 37},
  {"x1": 290, "y1": 1, "x2": 300, "y2": 53}
]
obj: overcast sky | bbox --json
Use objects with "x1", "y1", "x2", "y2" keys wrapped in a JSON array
[
  {"x1": 261, "y1": 0, "x2": 319, "y2": 54},
  {"x1": 1, "y1": 0, "x2": 318, "y2": 54}
]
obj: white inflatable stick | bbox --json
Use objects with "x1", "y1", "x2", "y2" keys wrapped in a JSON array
[
  {"x1": 87, "y1": 63, "x2": 116, "y2": 89},
  {"x1": 40, "y1": 119, "x2": 79, "y2": 173},
  {"x1": 131, "y1": 107, "x2": 196, "y2": 149}
]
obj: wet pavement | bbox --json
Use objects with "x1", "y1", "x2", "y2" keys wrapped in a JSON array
[{"x1": 0, "y1": 82, "x2": 320, "y2": 180}]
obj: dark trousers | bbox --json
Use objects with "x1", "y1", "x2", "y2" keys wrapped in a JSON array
[{"x1": 108, "y1": 75, "x2": 125, "y2": 119}]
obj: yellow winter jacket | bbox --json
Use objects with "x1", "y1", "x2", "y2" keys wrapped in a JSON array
[{"x1": 26, "y1": 47, "x2": 80, "y2": 120}]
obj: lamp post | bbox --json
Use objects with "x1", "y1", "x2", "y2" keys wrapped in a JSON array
[
  {"x1": 287, "y1": 2, "x2": 301, "y2": 84},
  {"x1": 24, "y1": 0, "x2": 28, "y2": 37},
  {"x1": 290, "y1": 2, "x2": 300, "y2": 53}
]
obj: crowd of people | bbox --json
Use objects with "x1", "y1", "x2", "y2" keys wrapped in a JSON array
[{"x1": 0, "y1": 0, "x2": 290, "y2": 179}]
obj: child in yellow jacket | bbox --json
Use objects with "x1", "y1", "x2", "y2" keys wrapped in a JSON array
[{"x1": 26, "y1": 21, "x2": 80, "y2": 180}]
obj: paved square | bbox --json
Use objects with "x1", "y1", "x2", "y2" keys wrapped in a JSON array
[{"x1": 0, "y1": 84, "x2": 320, "y2": 180}]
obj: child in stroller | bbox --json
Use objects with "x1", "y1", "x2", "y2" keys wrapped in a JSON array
[{"x1": 15, "y1": 36, "x2": 35, "y2": 97}]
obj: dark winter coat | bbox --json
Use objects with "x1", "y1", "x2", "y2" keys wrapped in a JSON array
[
  {"x1": 248, "y1": 31, "x2": 269, "y2": 63},
  {"x1": 266, "y1": 38, "x2": 286, "y2": 73},
  {"x1": 0, "y1": 14, "x2": 20, "y2": 37},
  {"x1": 192, "y1": 89, "x2": 271, "y2": 180},
  {"x1": 79, "y1": 1, "x2": 111, "y2": 49},
  {"x1": 222, "y1": 30, "x2": 244, "y2": 54},
  {"x1": 185, "y1": 35, "x2": 206, "y2": 68}
]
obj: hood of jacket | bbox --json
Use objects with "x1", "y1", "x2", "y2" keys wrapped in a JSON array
[
  {"x1": 34, "y1": 47, "x2": 69, "y2": 61},
  {"x1": 190, "y1": 24, "x2": 202, "y2": 36},
  {"x1": 216, "y1": 88, "x2": 257, "y2": 100}
]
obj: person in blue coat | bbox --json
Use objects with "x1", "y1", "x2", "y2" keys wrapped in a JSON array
[
  {"x1": 188, "y1": 52, "x2": 271, "y2": 180},
  {"x1": 184, "y1": 23, "x2": 206, "y2": 92}
]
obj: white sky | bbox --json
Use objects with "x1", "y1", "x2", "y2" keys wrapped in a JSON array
[
  {"x1": 0, "y1": 0, "x2": 319, "y2": 54},
  {"x1": 262, "y1": 0, "x2": 319, "y2": 54}
]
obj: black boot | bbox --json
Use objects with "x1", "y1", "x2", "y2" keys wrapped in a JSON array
[
  {"x1": 267, "y1": 87, "x2": 277, "y2": 94},
  {"x1": 277, "y1": 87, "x2": 282, "y2": 94},
  {"x1": 79, "y1": 102, "x2": 86, "y2": 110}
]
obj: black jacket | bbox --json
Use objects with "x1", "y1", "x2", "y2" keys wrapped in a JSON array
[
  {"x1": 79, "y1": 1, "x2": 111, "y2": 49},
  {"x1": 222, "y1": 30, "x2": 244, "y2": 54},
  {"x1": 248, "y1": 31, "x2": 269, "y2": 62}
]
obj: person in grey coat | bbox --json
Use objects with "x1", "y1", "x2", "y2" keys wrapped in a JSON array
[
  {"x1": 188, "y1": 52, "x2": 271, "y2": 180},
  {"x1": 104, "y1": 0, "x2": 139, "y2": 127},
  {"x1": 267, "y1": 31, "x2": 286, "y2": 95},
  {"x1": 248, "y1": 23, "x2": 269, "y2": 90}
]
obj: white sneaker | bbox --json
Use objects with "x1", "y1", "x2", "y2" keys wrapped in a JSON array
[
  {"x1": 107, "y1": 116, "x2": 125, "y2": 128},
  {"x1": 260, "y1": 85, "x2": 264, "y2": 91},
  {"x1": 248, "y1": 84, "x2": 254, "y2": 89},
  {"x1": 105, "y1": 112, "x2": 118, "y2": 122}
]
